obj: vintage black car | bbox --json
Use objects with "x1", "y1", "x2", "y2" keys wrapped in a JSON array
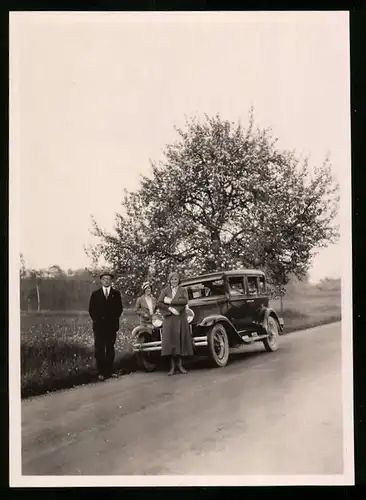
[{"x1": 131, "y1": 269, "x2": 284, "y2": 371}]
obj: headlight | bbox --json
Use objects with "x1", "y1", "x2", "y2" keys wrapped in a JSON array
[
  {"x1": 186, "y1": 307, "x2": 195, "y2": 324},
  {"x1": 152, "y1": 312, "x2": 164, "y2": 328}
]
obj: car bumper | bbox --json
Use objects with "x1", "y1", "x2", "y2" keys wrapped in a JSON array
[
  {"x1": 278, "y1": 317, "x2": 284, "y2": 331},
  {"x1": 133, "y1": 336, "x2": 208, "y2": 352}
]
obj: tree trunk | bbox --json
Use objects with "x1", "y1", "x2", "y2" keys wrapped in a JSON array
[
  {"x1": 207, "y1": 233, "x2": 223, "y2": 271},
  {"x1": 36, "y1": 282, "x2": 41, "y2": 312},
  {"x1": 206, "y1": 259, "x2": 218, "y2": 272}
]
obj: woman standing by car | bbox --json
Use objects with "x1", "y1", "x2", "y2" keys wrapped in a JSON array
[
  {"x1": 135, "y1": 281, "x2": 158, "y2": 326},
  {"x1": 157, "y1": 271, "x2": 193, "y2": 375}
]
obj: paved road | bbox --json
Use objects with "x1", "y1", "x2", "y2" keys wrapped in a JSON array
[{"x1": 22, "y1": 322, "x2": 343, "y2": 476}]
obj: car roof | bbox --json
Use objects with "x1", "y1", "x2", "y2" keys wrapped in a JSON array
[{"x1": 181, "y1": 269, "x2": 265, "y2": 284}]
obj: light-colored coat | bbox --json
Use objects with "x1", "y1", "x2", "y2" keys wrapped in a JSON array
[
  {"x1": 157, "y1": 285, "x2": 193, "y2": 357},
  {"x1": 135, "y1": 294, "x2": 158, "y2": 326}
]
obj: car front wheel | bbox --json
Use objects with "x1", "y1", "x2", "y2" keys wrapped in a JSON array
[
  {"x1": 263, "y1": 316, "x2": 279, "y2": 352},
  {"x1": 207, "y1": 323, "x2": 230, "y2": 367}
]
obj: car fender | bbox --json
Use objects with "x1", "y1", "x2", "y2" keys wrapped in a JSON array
[
  {"x1": 131, "y1": 324, "x2": 153, "y2": 341},
  {"x1": 258, "y1": 307, "x2": 283, "y2": 332},
  {"x1": 198, "y1": 314, "x2": 244, "y2": 345}
]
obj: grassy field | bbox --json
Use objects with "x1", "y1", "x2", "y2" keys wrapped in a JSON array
[
  {"x1": 21, "y1": 281, "x2": 341, "y2": 399},
  {"x1": 269, "y1": 282, "x2": 341, "y2": 333}
]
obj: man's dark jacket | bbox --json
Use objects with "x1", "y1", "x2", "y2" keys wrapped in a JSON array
[{"x1": 88, "y1": 287, "x2": 123, "y2": 333}]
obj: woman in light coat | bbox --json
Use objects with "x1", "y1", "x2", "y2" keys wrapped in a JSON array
[
  {"x1": 135, "y1": 282, "x2": 158, "y2": 326},
  {"x1": 157, "y1": 271, "x2": 193, "y2": 375}
]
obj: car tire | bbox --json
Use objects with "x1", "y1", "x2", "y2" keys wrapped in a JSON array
[
  {"x1": 207, "y1": 323, "x2": 230, "y2": 367},
  {"x1": 136, "y1": 332, "x2": 158, "y2": 372},
  {"x1": 263, "y1": 316, "x2": 279, "y2": 352}
]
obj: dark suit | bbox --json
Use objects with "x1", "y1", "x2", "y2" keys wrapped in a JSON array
[{"x1": 88, "y1": 287, "x2": 123, "y2": 377}]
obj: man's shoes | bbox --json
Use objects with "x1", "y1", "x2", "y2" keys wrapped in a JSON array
[{"x1": 97, "y1": 372, "x2": 117, "y2": 381}]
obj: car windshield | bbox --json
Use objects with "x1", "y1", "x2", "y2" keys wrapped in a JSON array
[{"x1": 182, "y1": 279, "x2": 226, "y2": 299}]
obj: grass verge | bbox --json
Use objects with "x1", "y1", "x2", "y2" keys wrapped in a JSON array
[
  {"x1": 21, "y1": 314, "x2": 138, "y2": 399},
  {"x1": 281, "y1": 314, "x2": 341, "y2": 333}
]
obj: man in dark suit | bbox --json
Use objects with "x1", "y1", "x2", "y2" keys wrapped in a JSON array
[{"x1": 88, "y1": 272, "x2": 123, "y2": 381}]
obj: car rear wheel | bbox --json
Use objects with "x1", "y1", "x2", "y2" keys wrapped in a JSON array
[
  {"x1": 136, "y1": 332, "x2": 158, "y2": 372},
  {"x1": 263, "y1": 316, "x2": 279, "y2": 352},
  {"x1": 207, "y1": 323, "x2": 230, "y2": 367}
]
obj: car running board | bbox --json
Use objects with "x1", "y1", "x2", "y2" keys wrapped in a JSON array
[{"x1": 240, "y1": 334, "x2": 269, "y2": 343}]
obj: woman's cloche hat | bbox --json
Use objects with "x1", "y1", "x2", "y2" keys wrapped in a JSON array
[{"x1": 141, "y1": 281, "x2": 152, "y2": 291}]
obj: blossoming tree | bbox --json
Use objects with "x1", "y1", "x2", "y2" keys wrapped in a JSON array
[{"x1": 87, "y1": 111, "x2": 339, "y2": 297}]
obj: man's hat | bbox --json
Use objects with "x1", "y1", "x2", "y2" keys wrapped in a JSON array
[{"x1": 100, "y1": 272, "x2": 114, "y2": 280}]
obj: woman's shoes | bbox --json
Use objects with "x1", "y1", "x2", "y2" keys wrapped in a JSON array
[
  {"x1": 168, "y1": 358, "x2": 175, "y2": 376},
  {"x1": 167, "y1": 357, "x2": 188, "y2": 375},
  {"x1": 177, "y1": 364, "x2": 188, "y2": 374},
  {"x1": 176, "y1": 357, "x2": 188, "y2": 374}
]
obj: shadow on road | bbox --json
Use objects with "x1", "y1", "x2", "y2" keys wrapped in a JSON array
[{"x1": 137, "y1": 346, "x2": 268, "y2": 375}]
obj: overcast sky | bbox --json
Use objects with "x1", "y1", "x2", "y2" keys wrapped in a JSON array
[{"x1": 10, "y1": 11, "x2": 350, "y2": 282}]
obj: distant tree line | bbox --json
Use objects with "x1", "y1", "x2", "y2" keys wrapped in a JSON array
[
  {"x1": 19, "y1": 258, "x2": 136, "y2": 311},
  {"x1": 20, "y1": 277, "x2": 95, "y2": 312},
  {"x1": 19, "y1": 254, "x2": 340, "y2": 313}
]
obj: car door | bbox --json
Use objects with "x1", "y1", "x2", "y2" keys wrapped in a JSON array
[
  {"x1": 226, "y1": 276, "x2": 249, "y2": 332},
  {"x1": 243, "y1": 275, "x2": 261, "y2": 327}
]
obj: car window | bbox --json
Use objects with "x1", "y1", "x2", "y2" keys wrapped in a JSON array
[
  {"x1": 228, "y1": 277, "x2": 245, "y2": 295},
  {"x1": 184, "y1": 279, "x2": 225, "y2": 299},
  {"x1": 247, "y1": 276, "x2": 259, "y2": 295},
  {"x1": 258, "y1": 276, "x2": 266, "y2": 294}
]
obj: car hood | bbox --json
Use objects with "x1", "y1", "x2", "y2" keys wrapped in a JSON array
[{"x1": 188, "y1": 297, "x2": 226, "y2": 325}]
